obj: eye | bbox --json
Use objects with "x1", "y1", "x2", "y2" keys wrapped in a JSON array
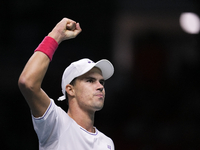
[
  {"x1": 100, "y1": 80, "x2": 105, "y2": 86},
  {"x1": 87, "y1": 79, "x2": 94, "y2": 83}
]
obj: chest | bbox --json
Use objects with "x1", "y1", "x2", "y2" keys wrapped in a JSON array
[{"x1": 57, "y1": 126, "x2": 113, "y2": 150}]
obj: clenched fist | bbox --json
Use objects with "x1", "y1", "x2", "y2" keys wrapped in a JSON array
[{"x1": 48, "y1": 18, "x2": 82, "y2": 44}]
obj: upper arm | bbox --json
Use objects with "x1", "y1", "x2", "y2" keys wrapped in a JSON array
[
  {"x1": 21, "y1": 86, "x2": 51, "y2": 118},
  {"x1": 18, "y1": 73, "x2": 51, "y2": 118}
]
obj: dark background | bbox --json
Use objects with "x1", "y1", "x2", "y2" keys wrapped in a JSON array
[{"x1": 1, "y1": 0, "x2": 200, "y2": 149}]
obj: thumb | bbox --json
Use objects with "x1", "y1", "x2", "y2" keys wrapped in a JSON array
[{"x1": 66, "y1": 22, "x2": 76, "y2": 31}]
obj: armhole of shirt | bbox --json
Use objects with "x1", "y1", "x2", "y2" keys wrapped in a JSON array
[{"x1": 32, "y1": 98, "x2": 54, "y2": 121}]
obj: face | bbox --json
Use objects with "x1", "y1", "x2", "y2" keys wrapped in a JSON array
[{"x1": 72, "y1": 67, "x2": 106, "y2": 112}]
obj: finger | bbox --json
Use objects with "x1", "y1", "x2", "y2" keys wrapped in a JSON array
[
  {"x1": 74, "y1": 23, "x2": 82, "y2": 35},
  {"x1": 66, "y1": 22, "x2": 76, "y2": 31},
  {"x1": 76, "y1": 23, "x2": 82, "y2": 31}
]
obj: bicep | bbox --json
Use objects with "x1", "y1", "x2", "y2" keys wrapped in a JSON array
[{"x1": 21, "y1": 87, "x2": 51, "y2": 118}]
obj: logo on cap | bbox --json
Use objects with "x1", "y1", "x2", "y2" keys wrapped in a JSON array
[
  {"x1": 88, "y1": 60, "x2": 94, "y2": 63},
  {"x1": 107, "y1": 145, "x2": 111, "y2": 149}
]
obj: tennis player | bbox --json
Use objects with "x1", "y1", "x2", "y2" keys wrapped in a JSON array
[{"x1": 18, "y1": 17, "x2": 115, "y2": 150}]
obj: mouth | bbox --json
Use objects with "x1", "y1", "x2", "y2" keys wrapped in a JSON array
[{"x1": 95, "y1": 93, "x2": 104, "y2": 99}]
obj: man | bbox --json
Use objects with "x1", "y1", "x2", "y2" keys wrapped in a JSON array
[{"x1": 18, "y1": 17, "x2": 115, "y2": 150}]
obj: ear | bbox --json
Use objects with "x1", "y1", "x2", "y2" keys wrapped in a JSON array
[{"x1": 65, "y1": 84, "x2": 75, "y2": 97}]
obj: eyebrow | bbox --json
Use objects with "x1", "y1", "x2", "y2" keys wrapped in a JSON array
[
  {"x1": 85, "y1": 77, "x2": 105, "y2": 82},
  {"x1": 85, "y1": 76, "x2": 103, "y2": 80}
]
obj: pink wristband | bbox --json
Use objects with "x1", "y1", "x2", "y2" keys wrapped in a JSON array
[{"x1": 34, "y1": 36, "x2": 58, "y2": 61}]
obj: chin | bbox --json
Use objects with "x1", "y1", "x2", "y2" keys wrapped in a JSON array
[{"x1": 94, "y1": 104, "x2": 104, "y2": 111}]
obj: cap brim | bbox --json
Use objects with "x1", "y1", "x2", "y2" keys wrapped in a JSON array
[{"x1": 95, "y1": 59, "x2": 114, "y2": 80}]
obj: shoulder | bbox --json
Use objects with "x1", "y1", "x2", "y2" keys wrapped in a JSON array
[
  {"x1": 32, "y1": 99, "x2": 72, "y2": 143},
  {"x1": 32, "y1": 99, "x2": 69, "y2": 122},
  {"x1": 97, "y1": 129, "x2": 114, "y2": 143},
  {"x1": 97, "y1": 130, "x2": 115, "y2": 149}
]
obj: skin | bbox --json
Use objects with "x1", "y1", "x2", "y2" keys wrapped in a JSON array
[
  {"x1": 18, "y1": 18, "x2": 81, "y2": 119},
  {"x1": 66, "y1": 67, "x2": 106, "y2": 132},
  {"x1": 18, "y1": 18, "x2": 106, "y2": 133}
]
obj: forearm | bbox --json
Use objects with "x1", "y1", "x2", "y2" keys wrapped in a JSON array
[{"x1": 18, "y1": 51, "x2": 50, "y2": 91}]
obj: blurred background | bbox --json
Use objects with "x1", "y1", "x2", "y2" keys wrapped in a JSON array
[{"x1": 1, "y1": 0, "x2": 200, "y2": 149}]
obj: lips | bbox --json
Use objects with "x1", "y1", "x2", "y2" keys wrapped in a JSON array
[{"x1": 94, "y1": 93, "x2": 104, "y2": 98}]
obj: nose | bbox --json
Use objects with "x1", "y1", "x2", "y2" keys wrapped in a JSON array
[{"x1": 97, "y1": 81, "x2": 104, "y2": 92}]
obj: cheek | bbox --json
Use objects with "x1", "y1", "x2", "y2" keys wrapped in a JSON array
[{"x1": 76, "y1": 87, "x2": 92, "y2": 100}]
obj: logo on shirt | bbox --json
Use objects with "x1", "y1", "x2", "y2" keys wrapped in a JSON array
[{"x1": 107, "y1": 145, "x2": 111, "y2": 150}]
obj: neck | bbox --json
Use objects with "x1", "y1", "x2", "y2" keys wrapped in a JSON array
[{"x1": 67, "y1": 104, "x2": 95, "y2": 133}]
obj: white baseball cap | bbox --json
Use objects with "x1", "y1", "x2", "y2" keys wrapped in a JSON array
[{"x1": 58, "y1": 58, "x2": 114, "y2": 101}]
